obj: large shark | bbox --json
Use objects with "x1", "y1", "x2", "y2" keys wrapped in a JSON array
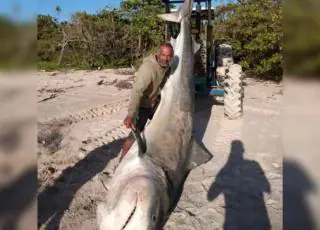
[{"x1": 96, "y1": 0, "x2": 213, "y2": 229}]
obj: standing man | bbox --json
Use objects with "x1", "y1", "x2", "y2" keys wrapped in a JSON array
[{"x1": 120, "y1": 43, "x2": 174, "y2": 162}]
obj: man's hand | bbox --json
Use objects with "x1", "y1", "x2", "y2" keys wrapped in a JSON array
[{"x1": 123, "y1": 116, "x2": 136, "y2": 130}]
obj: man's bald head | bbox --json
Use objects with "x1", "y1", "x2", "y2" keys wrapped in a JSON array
[
  {"x1": 160, "y1": 43, "x2": 174, "y2": 53},
  {"x1": 156, "y1": 43, "x2": 174, "y2": 68}
]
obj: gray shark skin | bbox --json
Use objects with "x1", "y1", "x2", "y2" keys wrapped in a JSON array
[{"x1": 96, "y1": 0, "x2": 212, "y2": 229}]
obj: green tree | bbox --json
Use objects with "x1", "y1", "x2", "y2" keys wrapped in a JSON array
[
  {"x1": 214, "y1": 0, "x2": 283, "y2": 80},
  {"x1": 37, "y1": 15, "x2": 60, "y2": 63},
  {"x1": 37, "y1": 0, "x2": 167, "y2": 70},
  {"x1": 284, "y1": 0, "x2": 320, "y2": 77}
]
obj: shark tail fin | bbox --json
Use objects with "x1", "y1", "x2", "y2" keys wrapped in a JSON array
[
  {"x1": 157, "y1": 0, "x2": 193, "y2": 22},
  {"x1": 157, "y1": 11, "x2": 181, "y2": 23}
]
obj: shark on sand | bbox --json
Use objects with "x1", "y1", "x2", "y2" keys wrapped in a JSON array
[{"x1": 96, "y1": 0, "x2": 213, "y2": 229}]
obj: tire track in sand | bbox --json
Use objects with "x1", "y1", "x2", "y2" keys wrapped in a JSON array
[
  {"x1": 78, "y1": 122, "x2": 131, "y2": 155},
  {"x1": 39, "y1": 98, "x2": 130, "y2": 124}
]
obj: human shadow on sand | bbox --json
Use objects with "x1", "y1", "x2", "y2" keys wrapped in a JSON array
[
  {"x1": 0, "y1": 166, "x2": 37, "y2": 230},
  {"x1": 207, "y1": 140, "x2": 271, "y2": 230},
  {"x1": 38, "y1": 138, "x2": 124, "y2": 230},
  {"x1": 283, "y1": 158, "x2": 317, "y2": 230}
]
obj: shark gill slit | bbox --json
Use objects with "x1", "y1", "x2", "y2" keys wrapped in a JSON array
[{"x1": 121, "y1": 194, "x2": 138, "y2": 230}]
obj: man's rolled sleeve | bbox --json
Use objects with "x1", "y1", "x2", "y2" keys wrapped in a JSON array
[{"x1": 127, "y1": 64, "x2": 153, "y2": 117}]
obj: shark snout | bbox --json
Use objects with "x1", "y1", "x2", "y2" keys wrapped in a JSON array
[{"x1": 97, "y1": 176, "x2": 165, "y2": 230}]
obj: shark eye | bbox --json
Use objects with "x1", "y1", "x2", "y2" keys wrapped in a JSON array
[{"x1": 152, "y1": 215, "x2": 157, "y2": 222}]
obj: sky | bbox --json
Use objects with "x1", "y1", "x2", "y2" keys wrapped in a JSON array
[
  {"x1": 0, "y1": 0, "x2": 121, "y2": 22},
  {"x1": 37, "y1": 0, "x2": 121, "y2": 21},
  {"x1": 0, "y1": 0, "x2": 233, "y2": 22}
]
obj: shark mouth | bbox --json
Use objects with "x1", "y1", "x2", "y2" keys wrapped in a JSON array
[{"x1": 121, "y1": 194, "x2": 138, "y2": 230}]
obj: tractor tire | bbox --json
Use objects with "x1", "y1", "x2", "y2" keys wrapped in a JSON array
[
  {"x1": 216, "y1": 66, "x2": 228, "y2": 85},
  {"x1": 217, "y1": 44, "x2": 234, "y2": 67},
  {"x1": 224, "y1": 64, "x2": 244, "y2": 119}
]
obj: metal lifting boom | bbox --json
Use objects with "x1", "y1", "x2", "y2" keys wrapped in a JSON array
[{"x1": 160, "y1": 0, "x2": 224, "y2": 96}]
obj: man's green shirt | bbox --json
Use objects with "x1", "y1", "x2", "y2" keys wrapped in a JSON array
[{"x1": 127, "y1": 54, "x2": 171, "y2": 117}]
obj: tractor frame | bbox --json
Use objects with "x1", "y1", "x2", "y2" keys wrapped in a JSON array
[
  {"x1": 161, "y1": 0, "x2": 224, "y2": 96},
  {"x1": 160, "y1": 0, "x2": 244, "y2": 119}
]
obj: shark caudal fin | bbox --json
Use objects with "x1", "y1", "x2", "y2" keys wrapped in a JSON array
[
  {"x1": 157, "y1": 11, "x2": 181, "y2": 23},
  {"x1": 157, "y1": 0, "x2": 193, "y2": 23}
]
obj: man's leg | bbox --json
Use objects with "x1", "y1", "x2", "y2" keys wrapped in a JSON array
[
  {"x1": 100, "y1": 132, "x2": 135, "y2": 188},
  {"x1": 100, "y1": 108, "x2": 153, "y2": 188},
  {"x1": 118, "y1": 135, "x2": 134, "y2": 162}
]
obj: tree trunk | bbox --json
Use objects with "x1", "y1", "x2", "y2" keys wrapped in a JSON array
[
  {"x1": 138, "y1": 34, "x2": 142, "y2": 53},
  {"x1": 57, "y1": 29, "x2": 67, "y2": 66},
  {"x1": 57, "y1": 44, "x2": 66, "y2": 66}
]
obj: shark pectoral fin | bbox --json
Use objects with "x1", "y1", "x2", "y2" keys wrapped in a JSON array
[
  {"x1": 131, "y1": 127, "x2": 147, "y2": 156},
  {"x1": 157, "y1": 12, "x2": 181, "y2": 23},
  {"x1": 191, "y1": 35, "x2": 201, "y2": 54},
  {"x1": 188, "y1": 138, "x2": 213, "y2": 170}
]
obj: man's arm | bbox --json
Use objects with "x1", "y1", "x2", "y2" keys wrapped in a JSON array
[{"x1": 127, "y1": 63, "x2": 153, "y2": 118}]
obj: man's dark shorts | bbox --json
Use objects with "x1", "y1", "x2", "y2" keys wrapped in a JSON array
[
  {"x1": 128, "y1": 107, "x2": 154, "y2": 140},
  {"x1": 135, "y1": 107, "x2": 155, "y2": 132}
]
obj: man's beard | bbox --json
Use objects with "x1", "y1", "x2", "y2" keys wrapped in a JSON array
[
  {"x1": 159, "y1": 61, "x2": 169, "y2": 68},
  {"x1": 156, "y1": 54, "x2": 169, "y2": 68}
]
